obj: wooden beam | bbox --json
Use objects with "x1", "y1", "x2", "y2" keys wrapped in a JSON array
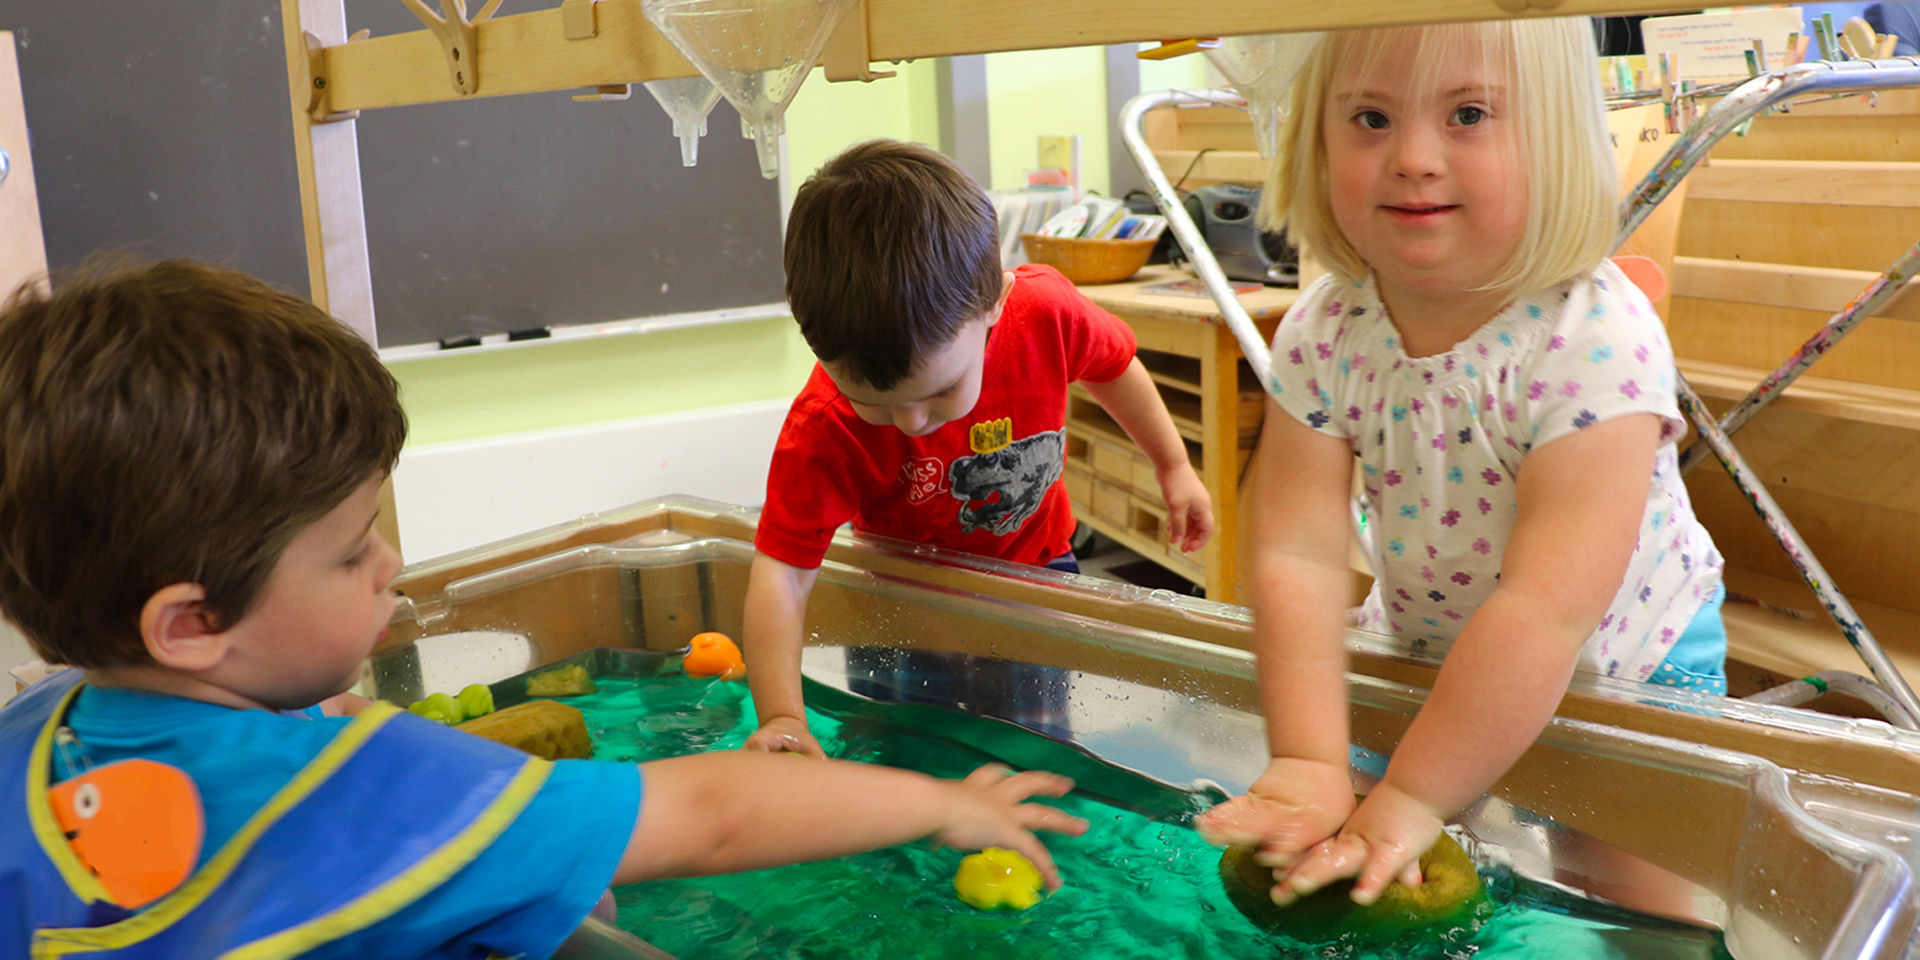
[
  {"x1": 283, "y1": 0, "x2": 401, "y2": 557},
  {"x1": 322, "y1": 0, "x2": 1716, "y2": 112},
  {"x1": 283, "y1": 0, "x2": 377, "y2": 341},
  {"x1": 1672, "y1": 256, "x2": 1920, "y2": 323},
  {"x1": 1688, "y1": 159, "x2": 1920, "y2": 208},
  {"x1": 328, "y1": 0, "x2": 699, "y2": 112},
  {"x1": 0, "y1": 33, "x2": 47, "y2": 301}
]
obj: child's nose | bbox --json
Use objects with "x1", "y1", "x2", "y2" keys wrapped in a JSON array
[
  {"x1": 372, "y1": 535, "x2": 403, "y2": 592},
  {"x1": 1390, "y1": 126, "x2": 1445, "y2": 179},
  {"x1": 894, "y1": 406, "x2": 929, "y2": 434}
]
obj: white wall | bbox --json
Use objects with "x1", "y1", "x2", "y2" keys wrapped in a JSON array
[
  {"x1": 392, "y1": 397, "x2": 789, "y2": 562},
  {"x1": 0, "y1": 619, "x2": 32, "y2": 705}
]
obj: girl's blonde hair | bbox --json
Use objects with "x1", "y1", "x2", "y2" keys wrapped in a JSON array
[{"x1": 1261, "y1": 18, "x2": 1617, "y2": 296}]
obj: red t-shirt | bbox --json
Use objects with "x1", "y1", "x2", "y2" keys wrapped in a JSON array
[{"x1": 755, "y1": 264, "x2": 1137, "y2": 570}]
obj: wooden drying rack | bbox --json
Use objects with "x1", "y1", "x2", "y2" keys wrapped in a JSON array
[{"x1": 279, "y1": 0, "x2": 1710, "y2": 342}]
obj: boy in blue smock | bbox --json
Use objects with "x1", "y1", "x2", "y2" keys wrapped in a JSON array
[{"x1": 0, "y1": 258, "x2": 1086, "y2": 958}]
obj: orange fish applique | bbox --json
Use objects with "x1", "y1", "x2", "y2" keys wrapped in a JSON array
[{"x1": 48, "y1": 758, "x2": 204, "y2": 908}]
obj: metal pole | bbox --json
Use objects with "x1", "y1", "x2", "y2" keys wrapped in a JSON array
[
  {"x1": 1118, "y1": 88, "x2": 1275, "y2": 388},
  {"x1": 1619, "y1": 57, "x2": 1920, "y2": 246},
  {"x1": 1677, "y1": 378, "x2": 1920, "y2": 721},
  {"x1": 1677, "y1": 238, "x2": 1920, "y2": 473}
]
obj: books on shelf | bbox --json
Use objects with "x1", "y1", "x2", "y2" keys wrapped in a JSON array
[{"x1": 1035, "y1": 198, "x2": 1168, "y2": 242}]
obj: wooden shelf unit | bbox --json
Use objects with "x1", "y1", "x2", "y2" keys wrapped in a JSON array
[
  {"x1": 1664, "y1": 91, "x2": 1920, "y2": 687},
  {"x1": 1065, "y1": 266, "x2": 1295, "y2": 603}
]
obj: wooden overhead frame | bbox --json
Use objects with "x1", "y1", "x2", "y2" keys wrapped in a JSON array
[{"x1": 300, "y1": 0, "x2": 1714, "y2": 114}]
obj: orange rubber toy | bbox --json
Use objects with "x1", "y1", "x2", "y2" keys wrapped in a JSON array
[{"x1": 684, "y1": 632, "x2": 747, "y2": 681}]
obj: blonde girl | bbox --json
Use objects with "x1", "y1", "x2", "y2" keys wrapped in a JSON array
[{"x1": 1196, "y1": 18, "x2": 1725, "y2": 909}]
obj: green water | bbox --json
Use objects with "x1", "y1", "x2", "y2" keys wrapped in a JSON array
[{"x1": 572, "y1": 673, "x2": 1731, "y2": 960}]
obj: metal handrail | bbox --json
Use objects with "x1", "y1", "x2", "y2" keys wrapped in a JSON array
[
  {"x1": 1118, "y1": 88, "x2": 1277, "y2": 387},
  {"x1": 1619, "y1": 57, "x2": 1920, "y2": 244}
]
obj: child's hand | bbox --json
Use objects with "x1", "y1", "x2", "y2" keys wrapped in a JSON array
[
  {"x1": 317, "y1": 692, "x2": 373, "y2": 718},
  {"x1": 1194, "y1": 756, "x2": 1352, "y2": 869},
  {"x1": 936, "y1": 764, "x2": 1089, "y2": 891},
  {"x1": 744, "y1": 715, "x2": 826, "y2": 758},
  {"x1": 1271, "y1": 782, "x2": 1445, "y2": 907},
  {"x1": 1158, "y1": 464, "x2": 1215, "y2": 554}
]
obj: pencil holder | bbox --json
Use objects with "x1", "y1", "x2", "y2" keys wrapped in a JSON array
[{"x1": 1020, "y1": 235, "x2": 1157, "y2": 285}]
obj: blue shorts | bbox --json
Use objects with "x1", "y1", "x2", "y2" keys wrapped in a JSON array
[{"x1": 1646, "y1": 583, "x2": 1728, "y2": 696}]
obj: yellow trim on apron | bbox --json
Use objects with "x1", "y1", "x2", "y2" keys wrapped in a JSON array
[
  {"x1": 30, "y1": 701, "x2": 404, "y2": 958},
  {"x1": 25, "y1": 684, "x2": 111, "y2": 905},
  {"x1": 217, "y1": 759, "x2": 551, "y2": 960}
]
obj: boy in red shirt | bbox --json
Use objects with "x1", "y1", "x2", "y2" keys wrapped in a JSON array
[{"x1": 746, "y1": 139, "x2": 1214, "y2": 756}]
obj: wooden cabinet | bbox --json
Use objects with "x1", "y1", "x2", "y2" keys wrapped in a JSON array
[{"x1": 1064, "y1": 267, "x2": 1296, "y2": 603}]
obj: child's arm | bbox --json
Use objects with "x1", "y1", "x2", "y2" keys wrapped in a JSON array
[
  {"x1": 1079, "y1": 358, "x2": 1215, "y2": 553},
  {"x1": 742, "y1": 551, "x2": 825, "y2": 757},
  {"x1": 615, "y1": 756, "x2": 1089, "y2": 886},
  {"x1": 1194, "y1": 399, "x2": 1357, "y2": 859},
  {"x1": 1270, "y1": 414, "x2": 1662, "y2": 908}
]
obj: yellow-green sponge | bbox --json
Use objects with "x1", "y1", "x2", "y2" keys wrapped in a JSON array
[{"x1": 1218, "y1": 829, "x2": 1488, "y2": 943}]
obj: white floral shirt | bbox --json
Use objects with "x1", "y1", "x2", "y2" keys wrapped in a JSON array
[{"x1": 1267, "y1": 261, "x2": 1723, "y2": 680}]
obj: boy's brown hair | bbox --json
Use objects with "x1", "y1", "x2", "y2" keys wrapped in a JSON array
[
  {"x1": 0, "y1": 257, "x2": 407, "y2": 669},
  {"x1": 784, "y1": 139, "x2": 1002, "y2": 391}
]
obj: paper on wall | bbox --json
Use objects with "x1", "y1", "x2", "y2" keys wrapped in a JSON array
[{"x1": 1641, "y1": 8, "x2": 1805, "y2": 82}]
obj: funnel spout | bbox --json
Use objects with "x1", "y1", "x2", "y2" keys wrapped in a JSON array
[
  {"x1": 1202, "y1": 33, "x2": 1323, "y2": 161},
  {"x1": 644, "y1": 76, "x2": 723, "y2": 168}
]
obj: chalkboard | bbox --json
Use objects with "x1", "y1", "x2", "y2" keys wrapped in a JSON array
[{"x1": 9, "y1": 0, "x2": 785, "y2": 348}]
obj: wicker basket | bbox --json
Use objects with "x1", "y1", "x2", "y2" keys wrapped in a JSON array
[{"x1": 1020, "y1": 234, "x2": 1157, "y2": 285}]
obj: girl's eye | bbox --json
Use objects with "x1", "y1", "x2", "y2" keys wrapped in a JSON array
[
  {"x1": 1453, "y1": 105, "x2": 1487, "y2": 126},
  {"x1": 1356, "y1": 110, "x2": 1390, "y2": 130}
]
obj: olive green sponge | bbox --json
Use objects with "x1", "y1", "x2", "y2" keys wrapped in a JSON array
[
  {"x1": 456, "y1": 699, "x2": 595, "y2": 761},
  {"x1": 1218, "y1": 829, "x2": 1489, "y2": 944}
]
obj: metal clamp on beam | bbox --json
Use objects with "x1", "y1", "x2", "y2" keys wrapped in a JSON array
[
  {"x1": 561, "y1": 0, "x2": 604, "y2": 40},
  {"x1": 823, "y1": 0, "x2": 896, "y2": 83},
  {"x1": 298, "y1": 28, "x2": 369, "y2": 123},
  {"x1": 573, "y1": 83, "x2": 631, "y2": 101},
  {"x1": 401, "y1": 0, "x2": 504, "y2": 96}
]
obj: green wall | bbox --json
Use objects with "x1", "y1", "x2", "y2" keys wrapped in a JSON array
[
  {"x1": 393, "y1": 47, "x2": 1219, "y2": 448},
  {"x1": 390, "y1": 315, "x2": 818, "y2": 446},
  {"x1": 985, "y1": 46, "x2": 1111, "y2": 196}
]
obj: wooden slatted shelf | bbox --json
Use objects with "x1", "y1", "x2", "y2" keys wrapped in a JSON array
[
  {"x1": 1669, "y1": 82, "x2": 1920, "y2": 695},
  {"x1": 1689, "y1": 159, "x2": 1920, "y2": 207},
  {"x1": 1671, "y1": 256, "x2": 1920, "y2": 323}
]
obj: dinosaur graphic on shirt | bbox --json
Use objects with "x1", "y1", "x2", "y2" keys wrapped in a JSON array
[{"x1": 947, "y1": 429, "x2": 1064, "y2": 535}]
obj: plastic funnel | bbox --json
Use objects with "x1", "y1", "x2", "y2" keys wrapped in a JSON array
[
  {"x1": 644, "y1": 76, "x2": 723, "y2": 166},
  {"x1": 1203, "y1": 33, "x2": 1323, "y2": 159},
  {"x1": 642, "y1": 0, "x2": 856, "y2": 179}
]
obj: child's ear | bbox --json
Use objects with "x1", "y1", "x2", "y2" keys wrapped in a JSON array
[
  {"x1": 140, "y1": 583, "x2": 229, "y2": 671},
  {"x1": 986, "y1": 270, "x2": 1016, "y2": 327}
]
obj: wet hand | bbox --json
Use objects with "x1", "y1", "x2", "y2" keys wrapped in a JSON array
[
  {"x1": 743, "y1": 715, "x2": 826, "y2": 758},
  {"x1": 1159, "y1": 464, "x2": 1215, "y2": 554},
  {"x1": 1194, "y1": 756, "x2": 1353, "y2": 870},
  {"x1": 1272, "y1": 782, "x2": 1444, "y2": 907},
  {"x1": 937, "y1": 764, "x2": 1088, "y2": 892}
]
